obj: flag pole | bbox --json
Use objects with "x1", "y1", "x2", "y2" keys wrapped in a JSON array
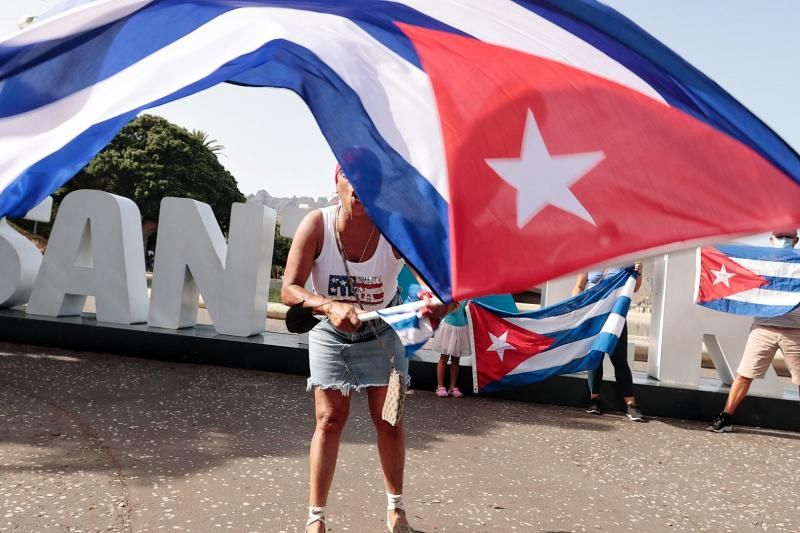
[
  {"x1": 359, "y1": 297, "x2": 443, "y2": 322},
  {"x1": 466, "y1": 302, "x2": 480, "y2": 394}
]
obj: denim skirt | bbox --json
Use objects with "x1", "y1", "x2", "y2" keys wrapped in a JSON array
[{"x1": 307, "y1": 318, "x2": 410, "y2": 395}]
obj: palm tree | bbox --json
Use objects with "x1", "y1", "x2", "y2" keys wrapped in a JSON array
[{"x1": 190, "y1": 129, "x2": 226, "y2": 156}]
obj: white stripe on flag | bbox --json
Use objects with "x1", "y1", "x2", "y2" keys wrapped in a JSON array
[
  {"x1": 504, "y1": 282, "x2": 628, "y2": 334},
  {"x1": 395, "y1": 0, "x2": 666, "y2": 103},
  {"x1": 724, "y1": 287, "x2": 800, "y2": 307},
  {"x1": 730, "y1": 257, "x2": 800, "y2": 279},
  {"x1": 505, "y1": 313, "x2": 625, "y2": 376},
  {"x1": 506, "y1": 328, "x2": 600, "y2": 376},
  {"x1": 2, "y1": 0, "x2": 156, "y2": 47},
  {"x1": 601, "y1": 312, "x2": 626, "y2": 336},
  {"x1": 0, "y1": 7, "x2": 448, "y2": 202}
]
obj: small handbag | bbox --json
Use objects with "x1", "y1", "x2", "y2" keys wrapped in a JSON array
[
  {"x1": 382, "y1": 367, "x2": 407, "y2": 427},
  {"x1": 332, "y1": 209, "x2": 406, "y2": 426}
]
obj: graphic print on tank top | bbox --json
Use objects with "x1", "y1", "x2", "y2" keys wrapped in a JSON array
[{"x1": 328, "y1": 274, "x2": 385, "y2": 306}]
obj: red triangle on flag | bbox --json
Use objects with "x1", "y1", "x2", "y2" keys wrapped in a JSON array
[
  {"x1": 397, "y1": 23, "x2": 800, "y2": 300},
  {"x1": 469, "y1": 304, "x2": 555, "y2": 391},
  {"x1": 697, "y1": 246, "x2": 768, "y2": 303}
]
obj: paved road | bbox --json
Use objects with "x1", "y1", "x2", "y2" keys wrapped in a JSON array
[{"x1": 1, "y1": 342, "x2": 798, "y2": 532}]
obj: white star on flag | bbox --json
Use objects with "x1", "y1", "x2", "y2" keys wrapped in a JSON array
[
  {"x1": 486, "y1": 109, "x2": 605, "y2": 228},
  {"x1": 487, "y1": 331, "x2": 515, "y2": 362},
  {"x1": 711, "y1": 264, "x2": 736, "y2": 287}
]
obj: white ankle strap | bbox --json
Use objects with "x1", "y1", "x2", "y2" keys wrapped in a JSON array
[
  {"x1": 386, "y1": 492, "x2": 404, "y2": 511},
  {"x1": 306, "y1": 506, "x2": 325, "y2": 527}
]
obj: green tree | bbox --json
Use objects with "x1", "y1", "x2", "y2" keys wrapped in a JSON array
[
  {"x1": 34, "y1": 114, "x2": 244, "y2": 241},
  {"x1": 272, "y1": 222, "x2": 292, "y2": 278}
]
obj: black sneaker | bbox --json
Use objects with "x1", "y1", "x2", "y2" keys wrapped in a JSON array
[
  {"x1": 586, "y1": 399, "x2": 601, "y2": 415},
  {"x1": 626, "y1": 404, "x2": 645, "y2": 422},
  {"x1": 705, "y1": 412, "x2": 733, "y2": 433}
]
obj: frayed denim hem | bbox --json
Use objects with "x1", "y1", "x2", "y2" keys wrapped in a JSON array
[{"x1": 306, "y1": 376, "x2": 411, "y2": 396}]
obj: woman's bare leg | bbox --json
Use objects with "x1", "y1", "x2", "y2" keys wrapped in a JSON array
[
  {"x1": 308, "y1": 388, "x2": 352, "y2": 532},
  {"x1": 367, "y1": 386, "x2": 408, "y2": 529}
]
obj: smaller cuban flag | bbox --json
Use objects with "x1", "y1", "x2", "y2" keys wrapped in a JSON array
[
  {"x1": 376, "y1": 307, "x2": 434, "y2": 358},
  {"x1": 468, "y1": 269, "x2": 636, "y2": 393},
  {"x1": 695, "y1": 245, "x2": 800, "y2": 317}
]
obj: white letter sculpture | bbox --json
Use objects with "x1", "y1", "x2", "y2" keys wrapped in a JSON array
[
  {"x1": 0, "y1": 196, "x2": 54, "y2": 307},
  {"x1": 0, "y1": 219, "x2": 43, "y2": 307},
  {"x1": 148, "y1": 198, "x2": 275, "y2": 337},
  {"x1": 26, "y1": 190, "x2": 148, "y2": 324}
]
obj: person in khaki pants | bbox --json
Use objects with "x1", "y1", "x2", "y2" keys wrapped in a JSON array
[{"x1": 706, "y1": 229, "x2": 800, "y2": 433}]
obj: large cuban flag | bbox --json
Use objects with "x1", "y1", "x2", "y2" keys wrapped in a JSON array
[
  {"x1": 468, "y1": 269, "x2": 635, "y2": 393},
  {"x1": 1, "y1": 1, "x2": 799, "y2": 302},
  {"x1": 695, "y1": 245, "x2": 800, "y2": 318}
]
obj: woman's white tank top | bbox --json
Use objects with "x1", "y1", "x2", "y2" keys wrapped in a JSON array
[{"x1": 311, "y1": 206, "x2": 404, "y2": 312}]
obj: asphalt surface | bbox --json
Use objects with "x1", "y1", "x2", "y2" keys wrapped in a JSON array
[{"x1": 1, "y1": 341, "x2": 799, "y2": 533}]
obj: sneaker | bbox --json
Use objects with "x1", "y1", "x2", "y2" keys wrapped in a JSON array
[
  {"x1": 705, "y1": 412, "x2": 733, "y2": 433},
  {"x1": 586, "y1": 399, "x2": 601, "y2": 415},
  {"x1": 626, "y1": 404, "x2": 645, "y2": 422}
]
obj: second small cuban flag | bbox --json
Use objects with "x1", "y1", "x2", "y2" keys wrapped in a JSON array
[
  {"x1": 469, "y1": 269, "x2": 636, "y2": 394},
  {"x1": 376, "y1": 306, "x2": 434, "y2": 358},
  {"x1": 695, "y1": 245, "x2": 800, "y2": 317}
]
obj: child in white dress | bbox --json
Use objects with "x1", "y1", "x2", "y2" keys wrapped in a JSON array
[{"x1": 434, "y1": 301, "x2": 471, "y2": 398}]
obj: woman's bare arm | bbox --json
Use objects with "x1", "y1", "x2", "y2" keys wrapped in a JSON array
[
  {"x1": 633, "y1": 262, "x2": 643, "y2": 293},
  {"x1": 281, "y1": 210, "x2": 361, "y2": 331},
  {"x1": 281, "y1": 210, "x2": 327, "y2": 309},
  {"x1": 572, "y1": 273, "x2": 588, "y2": 296}
]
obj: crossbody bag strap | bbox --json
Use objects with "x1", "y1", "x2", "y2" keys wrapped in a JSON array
[{"x1": 332, "y1": 206, "x2": 397, "y2": 369}]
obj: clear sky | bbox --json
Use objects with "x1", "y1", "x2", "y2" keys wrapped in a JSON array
[{"x1": 2, "y1": 0, "x2": 799, "y2": 210}]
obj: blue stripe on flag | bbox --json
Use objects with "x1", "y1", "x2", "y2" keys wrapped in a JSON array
[
  {"x1": 714, "y1": 244, "x2": 800, "y2": 262},
  {"x1": 0, "y1": 112, "x2": 138, "y2": 219},
  {"x1": 546, "y1": 313, "x2": 610, "y2": 349},
  {"x1": 546, "y1": 298, "x2": 630, "y2": 349},
  {"x1": 762, "y1": 276, "x2": 800, "y2": 292},
  {"x1": 698, "y1": 299, "x2": 799, "y2": 318},
  {"x1": 476, "y1": 269, "x2": 632, "y2": 319}
]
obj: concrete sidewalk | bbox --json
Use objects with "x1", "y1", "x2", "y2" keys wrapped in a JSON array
[{"x1": 1, "y1": 342, "x2": 798, "y2": 532}]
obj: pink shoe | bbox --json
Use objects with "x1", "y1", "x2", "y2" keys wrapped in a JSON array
[
  {"x1": 435, "y1": 386, "x2": 449, "y2": 397},
  {"x1": 448, "y1": 387, "x2": 464, "y2": 398}
]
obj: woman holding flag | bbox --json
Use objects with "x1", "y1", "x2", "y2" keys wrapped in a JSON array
[
  {"x1": 573, "y1": 263, "x2": 645, "y2": 421},
  {"x1": 282, "y1": 161, "x2": 446, "y2": 533}
]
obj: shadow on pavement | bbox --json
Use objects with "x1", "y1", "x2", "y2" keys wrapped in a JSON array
[{"x1": 0, "y1": 341, "x2": 613, "y2": 484}]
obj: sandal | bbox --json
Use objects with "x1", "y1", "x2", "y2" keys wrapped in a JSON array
[
  {"x1": 435, "y1": 386, "x2": 449, "y2": 397},
  {"x1": 305, "y1": 507, "x2": 325, "y2": 532},
  {"x1": 305, "y1": 518, "x2": 325, "y2": 532},
  {"x1": 448, "y1": 387, "x2": 464, "y2": 398}
]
